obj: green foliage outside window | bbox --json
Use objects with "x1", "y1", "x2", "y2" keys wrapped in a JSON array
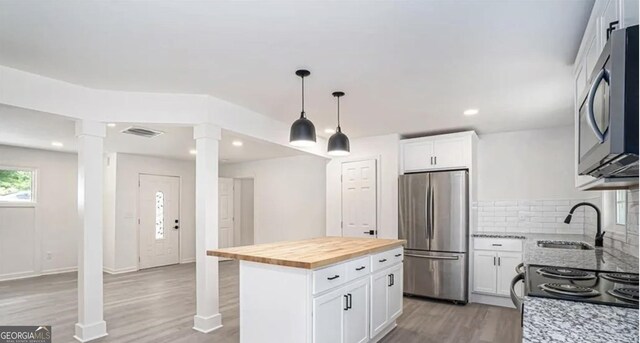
[{"x1": 0, "y1": 169, "x2": 33, "y2": 200}]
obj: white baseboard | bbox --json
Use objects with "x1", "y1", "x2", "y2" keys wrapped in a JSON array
[
  {"x1": 470, "y1": 293, "x2": 516, "y2": 308},
  {"x1": 42, "y1": 266, "x2": 77, "y2": 275},
  {"x1": 180, "y1": 257, "x2": 196, "y2": 264},
  {"x1": 103, "y1": 266, "x2": 138, "y2": 275},
  {"x1": 0, "y1": 270, "x2": 37, "y2": 282}
]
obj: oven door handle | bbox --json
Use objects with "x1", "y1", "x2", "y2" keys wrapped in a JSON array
[
  {"x1": 510, "y1": 273, "x2": 525, "y2": 313},
  {"x1": 515, "y1": 262, "x2": 525, "y2": 275},
  {"x1": 586, "y1": 68, "x2": 610, "y2": 144}
]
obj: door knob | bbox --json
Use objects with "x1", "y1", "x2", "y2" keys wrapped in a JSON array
[{"x1": 363, "y1": 230, "x2": 376, "y2": 236}]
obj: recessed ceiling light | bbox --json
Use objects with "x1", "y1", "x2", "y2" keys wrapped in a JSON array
[
  {"x1": 51, "y1": 141, "x2": 64, "y2": 147},
  {"x1": 107, "y1": 123, "x2": 117, "y2": 128},
  {"x1": 232, "y1": 140, "x2": 243, "y2": 147},
  {"x1": 189, "y1": 149, "x2": 197, "y2": 155},
  {"x1": 463, "y1": 109, "x2": 479, "y2": 116},
  {"x1": 324, "y1": 128, "x2": 336, "y2": 134}
]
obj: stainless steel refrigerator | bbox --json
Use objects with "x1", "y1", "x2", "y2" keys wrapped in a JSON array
[{"x1": 399, "y1": 170, "x2": 468, "y2": 303}]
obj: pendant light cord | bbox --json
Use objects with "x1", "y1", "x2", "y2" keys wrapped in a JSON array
[
  {"x1": 301, "y1": 76, "x2": 305, "y2": 116},
  {"x1": 336, "y1": 96, "x2": 341, "y2": 129}
]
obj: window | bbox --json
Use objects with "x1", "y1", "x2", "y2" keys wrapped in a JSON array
[
  {"x1": 616, "y1": 190, "x2": 627, "y2": 226},
  {"x1": 0, "y1": 168, "x2": 35, "y2": 203},
  {"x1": 155, "y1": 191, "x2": 164, "y2": 239}
]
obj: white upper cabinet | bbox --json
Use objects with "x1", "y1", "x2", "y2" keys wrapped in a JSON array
[{"x1": 400, "y1": 131, "x2": 477, "y2": 173}]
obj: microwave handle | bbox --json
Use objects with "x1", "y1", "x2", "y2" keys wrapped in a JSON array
[{"x1": 586, "y1": 68, "x2": 610, "y2": 144}]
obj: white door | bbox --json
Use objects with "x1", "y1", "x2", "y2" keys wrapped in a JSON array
[
  {"x1": 343, "y1": 278, "x2": 369, "y2": 343},
  {"x1": 496, "y1": 252, "x2": 522, "y2": 296},
  {"x1": 139, "y1": 174, "x2": 180, "y2": 269},
  {"x1": 387, "y1": 264, "x2": 403, "y2": 321},
  {"x1": 369, "y1": 270, "x2": 389, "y2": 338},
  {"x1": 313, "y1": 287, "x2": 345, "y2": 343},
  {"x1": 341, "y1": 160, "x2": 377, "y2": 238},
  {"x1": 432, "y1": 137, "x2": 466, "y2": 168},
  {"x1": 218, "y1": 178, "x2": 234, "y2": 250},
  {"x1": 473, "y1": 251, "x2": 497, "y2": 294}
]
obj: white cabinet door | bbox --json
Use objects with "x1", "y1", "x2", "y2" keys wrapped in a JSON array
[
  {"x1": 341, "y1": 159, "x2": 377, "y2": 238},
  {"x1": 369, "y1": 270, "x2": 389, "y2": 338},
  {"x1": 600, "y1": 0, "x2": 620, "y2": 44},
  {"x1": 343, "y1": 278, "x2": 369, "y2": 343},
  {"x1": 313, "y1": 288, "x2": 346, "y2": 343},
  {"x1": 402, "y1": 140, "x2": 434, "y2": 172},
  {"x1": 432, "y1": 137, "x2": 467, "y2": 169},
  {"x1": 473, "y1": 251, "x2": 497, "y2": 294},
  {"x1": 496, "y1": 252, "x2": 522, "y2": 296},
  {"x1": 387, "y1": 264, "x2": 403, "y2": 321}
]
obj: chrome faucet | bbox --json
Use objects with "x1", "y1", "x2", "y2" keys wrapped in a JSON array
[{"x1": 564, "y1": 202, "x2": 605, "y2": 247}]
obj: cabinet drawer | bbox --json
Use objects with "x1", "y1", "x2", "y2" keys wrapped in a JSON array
[
  {"x1": 473, "y1": 238, "x2": 522, "y2": 252},
  {"x1": 313, "y1": 263, "x2": 347, "y2": 294},
  {"x1": 345, "y1": 256, "x2": 371, "y2": 282},
  {"x1": 371, "y1": 247, "x2": 403, "y2": 272}
]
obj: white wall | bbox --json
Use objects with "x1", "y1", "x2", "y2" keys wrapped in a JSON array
[
  {"x1": 105, "y1": 153, "x2": 196, "y2": 272},
  {"x1": 220, "y1": 155, "x2": 327, "y2": 244},
  {"x1": 477, "y1": 126, "x2": 584, "y2": 201},
  {"x1": 326, "y1": 134, "x2": 400, "y2": 239},
  {"x1": 0, "y1": 145, "x2": 78, "y2": 280}
]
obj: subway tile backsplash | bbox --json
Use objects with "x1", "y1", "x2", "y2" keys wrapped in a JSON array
[{"x1": 475, "y1": 199, "x2": 587, "y2": 234}]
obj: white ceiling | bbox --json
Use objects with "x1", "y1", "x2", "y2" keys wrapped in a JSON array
[
  {"x1": 0, "y1": 105, "x2": 305, "y2": 163},
  {"x1": 0, "y1": 1, "x2": 593, "y2": 137}
]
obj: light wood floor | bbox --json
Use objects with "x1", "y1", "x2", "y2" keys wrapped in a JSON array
[{"x1": 0, "y1": 261, "x2": 521, "y2": 343}]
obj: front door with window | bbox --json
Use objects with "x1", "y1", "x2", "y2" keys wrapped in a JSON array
[{"x1": 139, "y1": 174, "x2": 180, "y2": 269}]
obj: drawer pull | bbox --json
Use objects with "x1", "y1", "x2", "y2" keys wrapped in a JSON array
[
  {"x1": 379, "y1": 258, "x2": 387, "y2": 263},
  {"x1": 355, "y1": 266, "x2": 366, "y2": 271},
  {"x1": 327, "y1": 275, "x2": 340, "y2": 281},
  {"x1": 492, "y1": 244, "x2": 503, "y2": 246},
  {"x1": 394, "y1": 254, "x2": 402, "y2": 257}
]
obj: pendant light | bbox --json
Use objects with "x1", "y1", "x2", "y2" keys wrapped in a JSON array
[
  {"x1": 289, "y1": 69, "x2": 317, "y2": 147},
  {"x1": 327, "y1": 91, "x2": 350, "y2": 156}
]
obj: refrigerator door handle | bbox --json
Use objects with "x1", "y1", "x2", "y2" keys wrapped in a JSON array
[
  {"x1": 425, "y1": 181, "x2": 430, "y2": 243},
  {"x1": 405, "y1": 253, "x2": 459, "y2": 260},
  {"x1": 430, "y1": 182, "x2": 435, "y2": 240}
]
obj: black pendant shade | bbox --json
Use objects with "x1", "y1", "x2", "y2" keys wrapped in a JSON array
[
  {"x1": 327, "y1": 91, "x2": 350, "y2": 156},
  {"x1": 289, "y1": 69, "x2": 317, "y2": 147}
]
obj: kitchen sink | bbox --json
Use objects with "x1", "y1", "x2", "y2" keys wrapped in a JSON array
[{"x1": 536, "y1": 240, "x2": 595, "y2": 250}]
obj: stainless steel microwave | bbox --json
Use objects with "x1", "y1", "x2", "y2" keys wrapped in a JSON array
[{"x1": 577, "y1": 25, "x2": 638, "y2": 179}]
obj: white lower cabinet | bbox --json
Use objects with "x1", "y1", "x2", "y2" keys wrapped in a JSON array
[
  {"x1": 344, "y1": 279, "x2": 370, "y2": 343},
  {"x1": 472, "y1": 238, "x2": 522, "y2": 299},
  {"x1": 370, "y1": 263, "x2": 403, "y2": 338}
]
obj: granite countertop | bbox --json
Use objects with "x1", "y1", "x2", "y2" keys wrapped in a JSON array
[
  {"x1": 472, "y1": 232, "x2": 639, "y2": 273},
  {"x1": 523, "y1": 297, "x2": 639, "y2": 343},
  {"x1": 207, "y1": 236, "x2": 405, "y2": 269}
]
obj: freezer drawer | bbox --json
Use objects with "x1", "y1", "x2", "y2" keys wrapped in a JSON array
[{"x1": 403, "y1": 250, "x2": 468, "y2": 302}]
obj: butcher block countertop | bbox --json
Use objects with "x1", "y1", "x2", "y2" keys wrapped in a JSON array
[{"x1": 207, "y1": 236, "x2": 406, "y2": 269}]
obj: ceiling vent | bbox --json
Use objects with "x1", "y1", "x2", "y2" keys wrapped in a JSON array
[{"x1": 120, "y1": 126, "x2": 164, "y2": 138}]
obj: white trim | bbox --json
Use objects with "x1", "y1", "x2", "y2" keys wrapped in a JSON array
[
  {"x1": 0, "y1": 266, "x2": 78, "y2": 281},
  {"x1": 103, "y1": 266, "x2": 138, "y2": 275},
  {"x1": 180, "y1": 258, "x2": 196, "y2": 264},
  {"x1": 0, "y1": 165, "x2": 38, "y2": 205}
]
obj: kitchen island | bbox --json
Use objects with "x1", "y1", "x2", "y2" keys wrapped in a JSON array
[{"x1": 208, "y1": 237, "x2": 406, "y2": 343}]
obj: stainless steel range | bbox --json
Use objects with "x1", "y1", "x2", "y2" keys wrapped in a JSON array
[{"x1": 523, "y1": 264, "x2": 639, "y2": 309}]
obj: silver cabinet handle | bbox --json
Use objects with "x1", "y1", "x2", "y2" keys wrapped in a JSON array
[
  {"x1": 510, "y1": 273, "x2": 525, "y2": 313},
  {"x1": 405, "y1": 253, "x2": 459, "y2": 260},
  {"x1": 586, "y1": 68, "x2": 610, "y2": 143},
  {"x1": 515, "y1": 262, "x2": 525, "y2": 275}
]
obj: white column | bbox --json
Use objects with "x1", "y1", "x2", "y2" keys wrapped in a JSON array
[
  {"x1": 74, "y1": 120, "x2": 107, "y2": 342},
  {"x1": 193, "y1": 123, "x2": 224, "y2": 333}
]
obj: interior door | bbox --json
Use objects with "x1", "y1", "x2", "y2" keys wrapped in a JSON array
[
  {"x1": 341, "y1": 159, "x2": 377, "y2": 238},
  {"x1": 398, "y1": 173, "x2": 430, "y2": 251},
  {"x1": 218, "y1": 178, "x2": 234, "y2": 250},
  {"x1": 139, "y1": 174, "x2": 180, "y2": 269},
  {"x1": 429, "y1": 170, "x2": 468, "y2": 253},
  {"x1": 343, "y1": 278, "x2": 369, "y2": 343}
]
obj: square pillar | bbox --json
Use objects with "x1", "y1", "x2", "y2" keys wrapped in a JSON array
[
  {"x1": 74, "y1": 120, "x2": 107, "y2": 342},
  {"x1": 193, "y1": 123, "x2": 223, "y2": 333}
]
